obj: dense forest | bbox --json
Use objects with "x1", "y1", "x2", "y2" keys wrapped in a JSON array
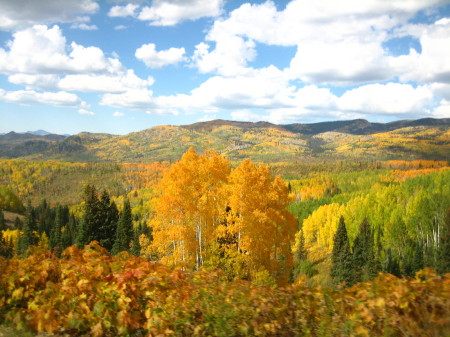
[{"x1": 0, "y1": 145, "x2": 449, "y2": 335}]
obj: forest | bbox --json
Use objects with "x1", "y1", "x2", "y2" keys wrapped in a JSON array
[{"x1": 0, "y1": 148, "x2": 449, "y2": 336}]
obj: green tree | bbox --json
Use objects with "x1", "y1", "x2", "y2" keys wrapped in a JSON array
[
  {"x1": 49, "y1": 205, "x2": 63, "y2": 250},
  {"x1": 0, "y1": 209, "x2": 5, "y2": 231},
  {"x1": 98, "y1": 191, "x2": 119, "y2": 251},
  {"x1": 352, "y1": 218, "x2": 379, "y2": 282},
  {"x1": 331, "y1": 216, "x2": 354, "y2": 286},
  {"x1": 76, "y1": 185, "x2": 101, "y2": 247},
  {"x1": 112, "y1": 198, "x2": 133, "y2": 254},
  {"x1": 436, "y1": 208, "x2": 450, "y2": 274},
  {"x1": 18, "y1": 201, "x2": 38, "y2": 255},
  {"x1": 383, "y1": 247, "x2": 401, "y2": 277},
  {"x1": 130, "y1": 228, "x2": 141, "y2": 257}
]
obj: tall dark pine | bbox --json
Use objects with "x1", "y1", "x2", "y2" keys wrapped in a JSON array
[
  {"x1": 130, "y1": 228, "x2": 141, "y2": 257},
  {"x1": 352, "y1": 218, "x2": 379, "y2": 282},
  {"x1": 76, "y1": 185, "x2": 101, "y2": 247},
  {"x1": 49, "y1": 205, "x2": 63, "y2": 250},
  {"x1": 18, "y1": 201, "x2": 38, "y2": 255},
  {"x1": 112, "y1": 199, "x2": 133, "y2": 255},
  {"x1": 98, "y1": 191, "x2": 119, "y2": 251},
  {"x1": 331, "y1": 216, "x2": 354, "y2": 286},
  {"x1": 0, "y1": 209, "x2": 5, "y2": 231}
]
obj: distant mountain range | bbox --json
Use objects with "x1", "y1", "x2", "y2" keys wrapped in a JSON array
[{"x1": 1, "y1": 118, "x2": 449, "y2": 162}]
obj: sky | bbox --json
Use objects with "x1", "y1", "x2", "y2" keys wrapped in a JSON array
[{"x1": 0, "y1": 0, "x2": 450, "y2": 135}]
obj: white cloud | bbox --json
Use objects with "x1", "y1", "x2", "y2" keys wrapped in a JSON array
[
  {"x1": 138, "y1": 0, "x2": 223, "y2": 26},
  {"x1": 70, "y1": 23, "x2": 98, "y2": 30},
  {"x1": 431, "y1": 100, "x2": 450, "y2": 118},
  {"x1": 0, "y1": 25, "x2": 155, "y2": 94},
  {"x1": 135, "y1": 43, "x2": 186, "y2": 68},
  {"x1": 0, "y1": 25, "x2": 122, "y2": 75},
  {"x1": 113, "y1": 111, "x2": 124, "y2": 117},
  {"x1": 191, "y1": 0, "x2": 450, "y2": 85},
  {"x1": 79, "y1": 108, "x2": 95, "y2": 115},
  {"x1": 100, "y1": 89, "x2": 155, "y2": 110},
  {"x1": 58, "y1": 71, "x2": 154, "y2": 93},
  {"x1": 0, "y1": 89, "x2": 88, "y2": 108},
  {"x1": 0, "y1": 0, "x2": 99, "y2": 31},
  {"x1": 108, "y1": 4, "x2": 139, "y2": 18},
  {"x1": 337, "y1": 83, "x2": 433, "y2": 114},
  {"x1": 231, "y1": 110, "x2": 268, "y2": 122},
  {"x1": 114, "y1": 25, "x2": 127, "y2": 30}
]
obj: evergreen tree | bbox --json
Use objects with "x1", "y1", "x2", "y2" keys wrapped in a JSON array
[
  {"x1": 384, "y1": 247, "x2": 401, "y2": 277},
  {"x1": 352, "y1": 218, "x2": 379, "y2": 282},
  {"x1": 402, "y1": 239, "x2": 424, "y2": 277},
  {"x1": 14, "y1": 216, "x2": 22, "y2": 230},
  {"x1": 0, "y1": 235, "x2": 13, "y2": 258},
  {"x1": 49, "y1": 205, "x2": 63, "y2": 250},
  {"x1": 61, "y1": 214, "x2": 77, "y2": 249},
  {"x1": 130, "y1": 228, "x2": 141, "y2": 257},
  {"x1": 98, "y1": 191, "x2": 119, "y2": 251},
  {"x1": 76, "y1": 185, "x2": 101, "y2": 247},
  {"x1": 437, "y1": 208, "x2": 450, "y2": 274},
  {"x1": 18, "y1": 201, "x2": 38, "y2": 255},
  {"x1": 112, "y1": 199, "x2": 133, "y2": 255},
  {"x1": 331, "y1": 216, "x2": 354, "y2": 286},
  {"x1": 0, "y1": 209, "x2": 5, "y2": 231}
]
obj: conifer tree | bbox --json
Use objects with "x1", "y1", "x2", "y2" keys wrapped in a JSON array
[
  {"x1": 76, "y1": 185, "x2": 101, "y2": 247},
  {"x1": 352, "y1": 218, "x2": 379, "y2": 282},
  {"x1": 384, "y1": 247, "x2": 401, "y2": 277},
  {"x1": 49, "y1": 205, "x2": 63, "y2": 250},
  {"x1": 112, "y1": 198, "x2": 133, "y2": 254},
  {"x1": 331, "y1": 216, "x2": 354, "y2": 286},
  {"x1": 130, "y1": 228, "x2": 141, "y2": 257},
  {"x1": 98, "y1": 191, "x2": 119, "y2": 250},
  {"x1": 0, "y1": 209, "x2": 5, "y2": 231},
  {"x1": 18, "y1": 201, "x2": 38, "y2": 255}
]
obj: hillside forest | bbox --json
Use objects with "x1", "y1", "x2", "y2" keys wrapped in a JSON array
[{"x1": 1, "y1": 120, "x2": 450, "y2": 336}]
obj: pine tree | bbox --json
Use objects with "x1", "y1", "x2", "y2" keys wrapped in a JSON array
[
  {"x1": 0, "y1": 209, "x2": 5, "y2": 231},
  {"x1": 49, "y1": 205, "x2": 63, "y2": 250},
  {"x1": 98, "y1": 191, "x2": 119, "y2": 251},
  {"x1": 76, "y1": 185, "x2": 101, "y2": 247},
  {"x1": 112, "y1": 198, "x2": 133, "y2": 255},
  {"x1": 331, "y1": 216, "x2": 354, "y2": 286},
  {"x1": 352, "y1": 218, "x2": 379, "y2": 282},
  {"x1": 130, "y1": 228, "x2": 141, "y2": 257},
  {"x1": 14, "y1": 216, "x2": 22, "y2": 230},
  {"x1": 384, "y1": 247, "x2": 401, "y2": 277},
  {"x1": 18, "y1": 201, "x2": 38, "y2": 255}
]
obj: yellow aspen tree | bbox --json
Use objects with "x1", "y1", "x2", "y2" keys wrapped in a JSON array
[
  {"x1": 227, "y1": 160, "x2": 297, "y2": 285},
  {"x1": 150, "y1": 147, "x2": 230, "y2": 269}
]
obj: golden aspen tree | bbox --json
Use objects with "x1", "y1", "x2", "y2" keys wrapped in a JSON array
[
  {"x1": 150, "y1": 148, "x2": 230, "y2": 268},
  {"x1": 227, "y1": 160, "x2": 297, "y2": 285}
]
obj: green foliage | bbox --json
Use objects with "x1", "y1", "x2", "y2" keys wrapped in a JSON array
[
  {"x1": 112, "y1": 198, "x2": 133, "y2": 255},
  {"x1": 0, "y1": 185, "x2": 24, "y2": 213},
  {"x1": 331, "y1": 217, "x2": 353, "y2": 286}
]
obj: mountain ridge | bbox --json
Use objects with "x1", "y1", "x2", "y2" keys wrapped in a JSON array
[{"x1": 0, "y1": 118, "x2": 449, "y2": 162}]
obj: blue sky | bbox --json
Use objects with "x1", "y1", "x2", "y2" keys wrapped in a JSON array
[{"x1": 0, "y1": 0, "x2": 449, "y2": 135}]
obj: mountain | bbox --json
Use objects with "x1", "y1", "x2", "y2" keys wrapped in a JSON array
[
  {"x1": 26, "y1": 130, "x2": 51, "y2": 136},
  {"x1": 0, "y1": 118, "x2": 449, "y2": 162}
]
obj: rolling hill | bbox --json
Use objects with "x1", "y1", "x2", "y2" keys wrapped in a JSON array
[{"x1": 0, "y1": 118, "x2": 449, "y2": 162}]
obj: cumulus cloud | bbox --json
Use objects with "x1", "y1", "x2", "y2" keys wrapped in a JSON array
[
  {"x1": 138, "y1": 0, "x2": 223, "y2": 26},
  {"x1": 0, "y1": 89, "x2": 88, "y2": 108},
  {"x1": 0, "y1": 25, "x2": 122, "y2": 75},
  {"x1": 100, "y1": 89, "x2": 155, "y2": 110},
  {"x1": 135, "y1": 43, "x2": 186, "y2": 68},
  {"x1": 191, "y1": 0, "x2": 450, "y2": 86},
  {"x1": 79, "y1": 108, "x2": 95, "y2": 115},
  {"x1": 113, "y1": 111, "x2": 124, "y2": 117},
  {"x1": 70, "y1": 23, "x2": 98, "y2": 30},
  {"x1": 0, "y1": 25, "x2": 154, "y2": 93},
  {"x1": 108, "y1": 4, "x2": 139, "y2": 18},
  {"x1": 0, "y1": 0, "x2": 99, "y2": 31}
]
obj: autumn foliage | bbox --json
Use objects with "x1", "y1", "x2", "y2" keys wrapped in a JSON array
[
  {"x1": 0, "y1": 243, "x2": 449, "y2": 336},
  {"x1": 151, "y1": 148, "x2": 297, "y2": 285}
]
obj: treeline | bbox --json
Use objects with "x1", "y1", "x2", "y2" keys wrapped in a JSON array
[
  {"x1": 0, "y1": 185, "x2": 152, "y2": 259},
  {"x1": 291, "y1": 168, "x2": 450, "y2": 285}
]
